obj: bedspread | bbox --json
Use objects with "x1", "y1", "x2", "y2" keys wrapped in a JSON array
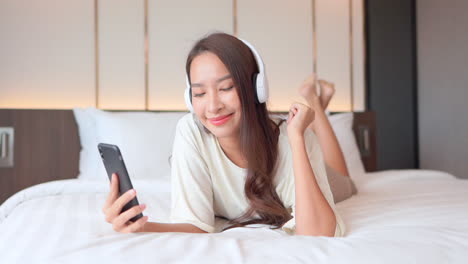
[{"x1": 1, "y1": 170, "x2": 467, "y2": 263}]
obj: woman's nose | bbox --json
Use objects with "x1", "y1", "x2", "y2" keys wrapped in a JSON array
[{"x1": 207, "y1": 92, "x2": 223, "y2": 113}]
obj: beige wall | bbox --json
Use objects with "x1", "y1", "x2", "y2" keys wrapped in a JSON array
[
  {"x1": 148, "y1": 0, "x2": 234, "y2": 111},
  {"x1": 0, "y1": 0, "x2": 365, "y2": 112},
  {"x1": 0, "y1": 0, "x2": 96, "y2": 109},
  {"x1": 417, "y1": 0, "x2": 468, "y2": 178}
]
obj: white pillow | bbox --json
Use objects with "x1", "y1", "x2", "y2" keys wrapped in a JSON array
[
  {"x1": 328, "y1": 112, "x2": 366, "y2": 177},
  {"x1": 73, "y1": 108, "x2": 365, "y2": 181},
  {"x1": 73, "y1": 107, "x2": 101, "y2": 180},
  {"x1": 73, "y1": 107, "x2": 187, "y2": 181}
]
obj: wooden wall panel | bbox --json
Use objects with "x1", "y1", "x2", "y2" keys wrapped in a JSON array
[{"x1": 0, "y1": 110, "x2": 80, "y2": 204}]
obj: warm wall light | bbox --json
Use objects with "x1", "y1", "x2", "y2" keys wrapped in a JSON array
[
  {"x1": 0, "y1": 100, "x2": 94, "y2": 110},
  {"x1": 148, "y1": 102, "x2": 188, "y2": 111},
  {"x1": 0, "y1": 100, "x2": 146, "y2": 111}
]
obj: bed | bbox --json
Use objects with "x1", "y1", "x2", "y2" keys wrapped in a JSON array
[{"x1": 0, "y1": 108, "x2": 467, "y2": 263}]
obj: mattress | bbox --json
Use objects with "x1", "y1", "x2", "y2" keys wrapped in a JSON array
[{"x1": 0, "y1": 169, "x2": 467, "y2": 264}]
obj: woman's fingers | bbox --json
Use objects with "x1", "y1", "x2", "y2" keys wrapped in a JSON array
[
  {"x1": 121, "y1": 215, "x2": 149, "y2": 233},
  {"x1": 112, "y1": 204, "x2": 147, "y2": 232},
  {"x1": 287, "y1": 106, "x2": 294, "y2": 124},
  {"x1": 102, "y1": 173, "x2": 148, "y2": 233},
  {"x1": 103, "y1": 173, "x2": 119, "y2": 214},
  {"x1": 289, "y1": 103, "x2": 306, "y2": 115},
  {"x1": 288, "y1": 102, "x2": 315, "y2": 134},
  {"x1": 292, "y1": 102, "x2": 314, "y2": 119},
  {"x1": 106, "y1": 188, "x2": 136, "y2": 222},
  {"x1": 113, "y1": 189, "x2": 137, "y2": 212},
  {"x1": 111, "y1": 173, "x2": 119, "y2": 192},
  {"x1": 288, "y1": 104, "x2": 301, "y2": 124}
]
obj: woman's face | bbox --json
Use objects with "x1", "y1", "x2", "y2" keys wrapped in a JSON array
[{"x1": 189, "y1": 52, "x2": 242, "y2": 140}]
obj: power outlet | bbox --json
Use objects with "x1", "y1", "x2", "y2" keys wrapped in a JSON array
[{"x1": 0, "y1": 127, "x2": 14, "y2": 168}]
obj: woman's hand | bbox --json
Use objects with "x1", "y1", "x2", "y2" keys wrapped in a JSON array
[
  {"x1": 102, "y1": 173, "x2": 149, "y2": 233},
  {"x1": 287, "y1": 102, "x2": 315, "y2": 140}
]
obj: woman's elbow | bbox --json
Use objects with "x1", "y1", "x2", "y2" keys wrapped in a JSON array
[
  {"x1": 296, "y1": 228, "x2": 335, "y2": 237},
  {"x1": 296, "y1": 218, "x2": 336, "y2": 237}
]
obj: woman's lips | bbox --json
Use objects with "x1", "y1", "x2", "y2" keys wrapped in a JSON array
[{"x1": 208, "y1": 113, "x2": 233, "y2": 126}]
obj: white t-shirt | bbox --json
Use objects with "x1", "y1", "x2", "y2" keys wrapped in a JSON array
[{"x1": 169, "y1": 113, "x2": 345, "y2": 236}]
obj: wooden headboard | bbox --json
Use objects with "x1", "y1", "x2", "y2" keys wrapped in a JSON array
[{"x1": 0, "y1": 109, "x2": 376, "y2": 204}]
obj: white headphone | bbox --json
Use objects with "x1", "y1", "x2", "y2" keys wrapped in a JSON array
[{"x1": 184, "y1": 38, "x2": 269, "y2": 113}]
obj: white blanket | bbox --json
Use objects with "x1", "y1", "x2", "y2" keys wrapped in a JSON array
[{"x1": 1, "y1": 170, "x2": 467, "y2": 264}]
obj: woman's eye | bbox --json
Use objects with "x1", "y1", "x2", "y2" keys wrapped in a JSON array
[
  {"x1": 193, "y1": 93, "x2": 205, "y2": 97},
  {"x1": 221, "y1": 86, "x2": 234, "y2": 91}
]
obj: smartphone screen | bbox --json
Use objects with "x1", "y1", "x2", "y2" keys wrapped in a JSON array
[{"x1": 98, "y1": 143, "x2": 143, "y2": 222}]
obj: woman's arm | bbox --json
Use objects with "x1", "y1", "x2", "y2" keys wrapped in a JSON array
[
  {"x1": 287, "y1": 102, "x2": 336, "y2": 237},
  {"x1": 103, "y1": 173, "x2": 209, "y2": 234},
  {"x1": 141, "y1": 222, "x2": 207, "y2": 233},
  {"x1": 289, "y1": 135, "x2": 336, "y2": 237}
]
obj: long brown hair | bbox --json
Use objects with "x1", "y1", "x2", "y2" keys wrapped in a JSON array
[{"x1": 186, "y1": 32, "x2": 292, "y2": 230}]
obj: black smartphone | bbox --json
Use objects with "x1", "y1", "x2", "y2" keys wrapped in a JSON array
[{"x1": 98, "y1": 143, "x2": 143, "y2": 222}]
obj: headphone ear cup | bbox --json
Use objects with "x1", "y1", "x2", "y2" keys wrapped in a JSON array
[
  {"x1": 255, "y1": 72, "x2": 268, "y2": 104},
  {"x1": 252, "y1": 73, "x2": 260, "y2": 103},
  {"x1": 184, "y1": 75, "x2": 194, "y2": 112},
  {"x1": 184, "y1": 87, "x2": 194, "y2": 113},
  {"x1": 239, "y1": 38, "x2": 268, "y2": 104}
]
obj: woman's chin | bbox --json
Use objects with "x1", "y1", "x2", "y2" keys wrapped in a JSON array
[
  {"x1": 207, "y1": 126, "x2": 233, "y2": 138},
  {"x1": 205, "y1": 122, "x2": 239, "y2": 139}
]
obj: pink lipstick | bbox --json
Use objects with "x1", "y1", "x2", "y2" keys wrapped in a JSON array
[{"x1": 209, "y1": 114, "x2": 233, "y2": 126}]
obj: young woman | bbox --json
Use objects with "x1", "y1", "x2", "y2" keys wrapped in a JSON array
[{"x1": 102, "y1": 33, "x2": 348, "y2": 237}]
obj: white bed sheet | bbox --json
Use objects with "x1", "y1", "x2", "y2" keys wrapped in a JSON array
[{"x1": 0, "y1": 169, "x2": 467, "y2": 264}]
